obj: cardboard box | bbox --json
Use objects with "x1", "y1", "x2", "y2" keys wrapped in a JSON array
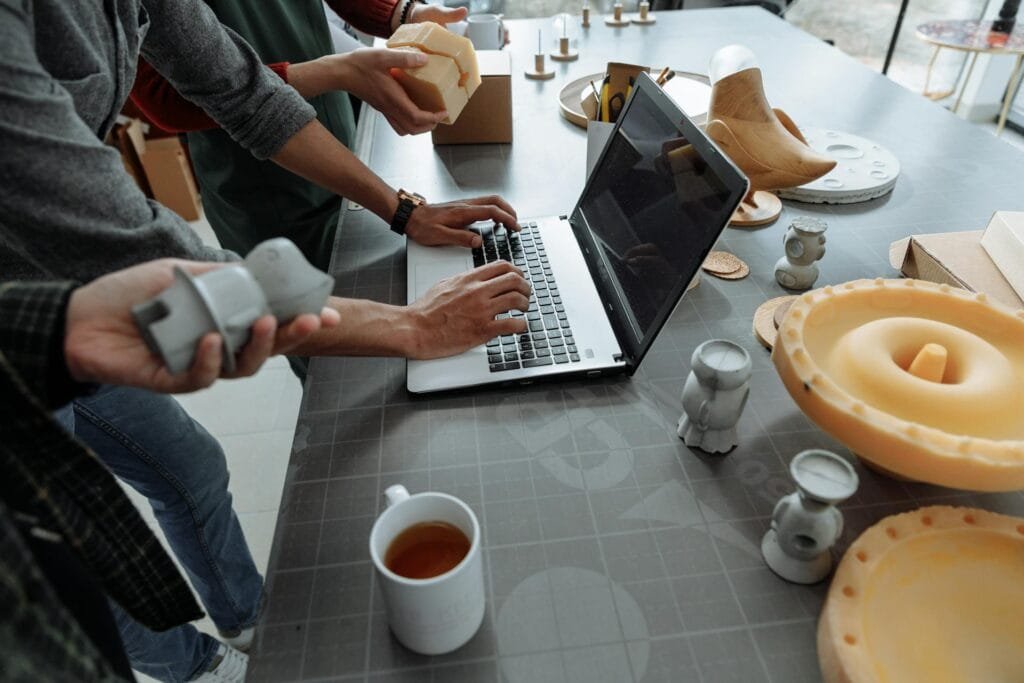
[
  {"x1": 980, "y1": 211, "x2": 1024, "y2": 302},
  {"x1": 889, "y1": 229, "x2": 1023, "y2": 309},
  {"x1": 432, "y1": 50, "x2": 512, "y2": 145},
  {"x1": 139, "y1": 136, "x2": 202, "y2": 221},
  {"x1": 110, "y1": 118, "x2": 153, "y2": 197}
]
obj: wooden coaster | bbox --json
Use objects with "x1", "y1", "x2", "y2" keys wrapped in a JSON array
[
  {"x1": 730, "y1": 191, "x2": 782, "y2": 228},
  {"x1": 753, "y1": 295, "x2": 798, "y2": 350},
  {"x1": 701, "y1": 251, "x2": 744, "y2": 275},
  {"x1": 773, "y1": 297, "x2": 795, "y2": 329},
  {"x1": 708, "y1": 262, "x2": 749, "y2": 280}
]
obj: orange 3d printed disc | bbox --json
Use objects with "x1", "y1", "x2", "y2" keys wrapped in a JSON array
[
  {"x1": 818, "y1": 506, "x2": 1024, "y2": 682},
  {"x1": 772, "y1": 278, "x2": 1024, "y2": 491}
]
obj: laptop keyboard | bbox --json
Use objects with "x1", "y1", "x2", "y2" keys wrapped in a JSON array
[{"x1": 469, "y1": 222, "x2": 581, "y2": 373}]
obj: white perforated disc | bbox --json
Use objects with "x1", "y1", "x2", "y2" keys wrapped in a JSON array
[{"x1": 778, "y1": 128, "x2": 900, "y2": 205}]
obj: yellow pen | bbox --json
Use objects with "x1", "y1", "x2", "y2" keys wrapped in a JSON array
[{"x1": 600, "y1": 82, "x2": 610, "y2": 123}]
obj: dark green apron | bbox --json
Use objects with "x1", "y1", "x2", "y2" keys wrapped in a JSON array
[{"x1": 187, "y1": 0, "x2": 356, "y2": 270}]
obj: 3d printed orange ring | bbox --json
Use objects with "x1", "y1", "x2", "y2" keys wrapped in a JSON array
[
  {"x1": 772, "y1": 278, "x2": 1024, "y2": 491},
  {"x1": 818, "y1": 505, "x2": 1024, "y2": 682}
]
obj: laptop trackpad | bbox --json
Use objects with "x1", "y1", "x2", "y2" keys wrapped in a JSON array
[{"x1": 413, "y1": 256, "x2": 473, "y2": 300}]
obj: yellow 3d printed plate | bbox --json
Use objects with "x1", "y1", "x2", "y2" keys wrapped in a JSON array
[
  {"x1": 772, "y1": 278, "x2": 1024, "y2": 491},
  {"x1": 818, "y1": 506, "x2": 1024, "y2": 682}
]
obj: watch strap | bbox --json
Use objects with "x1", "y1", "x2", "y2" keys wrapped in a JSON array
[{"x1": 389, "y1": 190, "x2": 424, "y2": 236}]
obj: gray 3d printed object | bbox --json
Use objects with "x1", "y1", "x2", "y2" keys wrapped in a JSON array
[
  {"x1": 761, "y1": 449, "x2": 858, "y2": 584},
  {"x1": 133, "y1": 238, "x2": 334, "y2": 374},
  {"x1": 677, "y1": 339, "x2": 752, "y2": 454},
  {"x1": 774, "y1": 216, "x2": 827, "y2": 291}
]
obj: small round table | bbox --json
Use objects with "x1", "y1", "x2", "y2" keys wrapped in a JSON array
[{"x1": 916, "y1": 19, "x2": 1024, "y2": 134}]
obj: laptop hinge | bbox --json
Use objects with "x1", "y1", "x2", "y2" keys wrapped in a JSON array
[
  {"x1": 559, "y1": 214, "x2": 568, "y2": 220},
  {"x1": 613, "y1": 352, "x2": 624, "y2": 363}
]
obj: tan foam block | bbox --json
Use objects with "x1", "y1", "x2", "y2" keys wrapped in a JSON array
[
  {"x1": 396, "y1": 52, "x2": 468, "y2": 125},
  {"x1": 388, "y1": 22, "x2": 481, "y2": 96},
  {"x1": 387, "y1": 21, "x2": 433, "y2": 45}
]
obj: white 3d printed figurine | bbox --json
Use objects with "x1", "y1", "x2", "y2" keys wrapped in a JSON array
[
  {"x1": 761, "y1": 449, "x2": 859, "y2": 584},
  {"x1": 677, "y1": 339, "x2": 752, "y2": 454},
  {"x1": 133, "y1": 238, "x2": 334, "y2": 374},
  {"x1": 774, "y1": 216, "x2": 827, "y2": 290}
]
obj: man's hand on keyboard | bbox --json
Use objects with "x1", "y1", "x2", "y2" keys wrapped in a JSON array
[
  {"x1": 405, "y1": 261, "x2": 531, "y2": 359},
  {"x1": 406, "y1": 195, "x2": 519, "y2": 249}
]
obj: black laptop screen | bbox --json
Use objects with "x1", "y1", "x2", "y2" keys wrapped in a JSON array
[{"x1": 573, "y1": 83, "x2": 742, "y2": 355}]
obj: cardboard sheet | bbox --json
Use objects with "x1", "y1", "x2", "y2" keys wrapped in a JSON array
[
  {"x1": 889, "y1": 229, "x2": 1024, "y2": 309},
  {"x1": 140, "y1": 137, "x2": 202, "y2": 222}
]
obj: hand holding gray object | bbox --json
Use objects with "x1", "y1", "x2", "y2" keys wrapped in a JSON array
[
  {"x1": 64, "y1": 255, "x2": 338, "y2": 394},
  {"x1": 128, "y1": 238, "x2": 336, "y2": 378}
]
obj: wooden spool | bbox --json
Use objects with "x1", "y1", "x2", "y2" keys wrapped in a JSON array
[
  {"x1": 525, "y1": 53, "x2": 555, "y2": 80},
  {"x1": 632, "y1": 1, "x2": 656, "y2": 24},
  {"x1": 551, "y1": 37, "x2": 579, "y2": 62},
  {"x1": 605, "y1": 3, "x2": 630, "y2": 26}
]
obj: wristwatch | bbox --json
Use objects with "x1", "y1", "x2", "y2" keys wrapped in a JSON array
[{"x1": 389, "y1": 189, "x2": 426, "y2": 236}]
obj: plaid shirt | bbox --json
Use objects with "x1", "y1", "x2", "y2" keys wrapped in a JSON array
[
  {"x1": 0, "y1": 502, "x2": 125, "y2": 682},
  {"x1": 0, "y1": 282, "x2": 203, "y2": 678}
]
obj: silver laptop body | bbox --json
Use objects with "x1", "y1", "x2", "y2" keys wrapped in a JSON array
[{"x1": 407, "y1": 73, "x2": 748, "y2": 393}]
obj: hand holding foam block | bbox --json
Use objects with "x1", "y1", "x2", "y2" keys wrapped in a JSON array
[{"x1": 387, "y1": 22, "x2": 481, "y2": 125}]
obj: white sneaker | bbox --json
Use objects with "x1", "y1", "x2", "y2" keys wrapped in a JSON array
[
  {"x1": 192, "y1": 644, "x2": 247, "y2": 683},
  {"x1": 219, "y1": 626, "x2": 254, "y2": 652}
]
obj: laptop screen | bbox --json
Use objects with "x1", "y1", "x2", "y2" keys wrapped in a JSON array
[{"x1": 570, "y1": 76, "x2": 746, "y2": 368}]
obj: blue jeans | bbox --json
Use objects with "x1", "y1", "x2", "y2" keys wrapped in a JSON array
[{"x1": 55, "y1": 385, "x2": 263, "y2": 682}]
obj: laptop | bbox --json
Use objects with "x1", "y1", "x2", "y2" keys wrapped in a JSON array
[{"x1": 406, "y1": 72, "x2": 748, "y2": 393}]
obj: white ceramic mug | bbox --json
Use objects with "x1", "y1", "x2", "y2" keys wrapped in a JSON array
[
  {"x1": 465, "y1": 13, "x2": 506, "y2": 50},
  {"x1": 368, "y1": 485, "x2": 485, "y2": 655}
]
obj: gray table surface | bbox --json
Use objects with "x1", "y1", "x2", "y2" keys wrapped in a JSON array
[{"x1": 248, "y1": 8, "x2": 1024, "y2": 682}]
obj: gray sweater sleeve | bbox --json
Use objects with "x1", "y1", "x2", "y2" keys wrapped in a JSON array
[
  {"x1": 0, "y1": 0, "x2": 232, "y2": 282},
  {"x1": 139, "y1": 0, "x2": 317, "y2": 160}
]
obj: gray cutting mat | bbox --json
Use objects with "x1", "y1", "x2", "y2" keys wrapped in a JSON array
[{"x1": 248, "y1": 9, "x2": 1024, "y2": 682}]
